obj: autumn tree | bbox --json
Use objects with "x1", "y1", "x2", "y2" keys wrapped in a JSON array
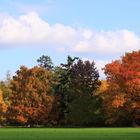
[
  {"x1": 0, "y1": 89, "x2": 7, "y2": 125},
  {"x1": 7, "y1": 66, "x2": 53, "y2": 126},
  {"x1": 103, "y1": 50, "x2": 140, "y2": 126},
  {"x1": 96, "y1": 80, "x2": 109, "y2": 125}
]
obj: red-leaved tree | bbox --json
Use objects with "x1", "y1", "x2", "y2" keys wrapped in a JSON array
[{"x1": 103, "y1": 50, "x2": 140, "y2": 126}]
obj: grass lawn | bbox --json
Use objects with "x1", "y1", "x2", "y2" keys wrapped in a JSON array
[{"x1": 0, "y1": 128, "x2": 140, "y2": 140}]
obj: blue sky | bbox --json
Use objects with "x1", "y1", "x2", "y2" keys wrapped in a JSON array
[{"x1": 0, "y1": 0, "x2": 140, "y2": 79}]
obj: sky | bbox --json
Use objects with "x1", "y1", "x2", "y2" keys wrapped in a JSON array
[{"x1": 0, "y1": 0, "x2": 140, "y2": 80}]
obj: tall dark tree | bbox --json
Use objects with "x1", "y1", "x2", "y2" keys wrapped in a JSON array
[
  {"x1": 53, "y1": 56, "x2": 102, "y2": 126},
  {"x1": 53, "y1": 56, "x2": 79, "y2": 125},
  {"x1": 67, "y1": 59, "x2": 102, "y2": 126},
  {"x1": 71, "y1": 59, "x2": 100, "y2": 95},
  {"x1": 37, "y1": 55, "x2": 54, "y2": 70}
]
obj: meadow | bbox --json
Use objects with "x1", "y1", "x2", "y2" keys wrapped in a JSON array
[{"x1": 0, "y1": 128, "x2": 140, "y2": 140}]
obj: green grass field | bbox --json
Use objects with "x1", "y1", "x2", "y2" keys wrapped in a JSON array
[{"x1": 0, "y1": 128, "x2": 140, "y2": 140}]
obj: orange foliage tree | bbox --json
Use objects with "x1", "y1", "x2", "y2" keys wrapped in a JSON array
[
  {"x1": 0, "y1": 89, "x2": 7, "y2": 124},
  {"x1": 103, "y1": 50, "x2": 140, "y2": 126},
  {"x1": 7, "y1": 66, "x2": 53, "y2": 126}
]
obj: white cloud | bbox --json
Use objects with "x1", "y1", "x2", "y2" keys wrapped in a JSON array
[
  {"x1": 0, "y1": 12, "x2": 78, "y2": 47},
  {"x1": 74, "y1": 41, "x2": 90, "y2": 52},
  {"x1": 82, "y1": 29, "x2": 93, "y2": 40},
  {"x1": 0, "y1": 12, "x2": 139, "y2": 55},
  {"x1": 73, "y1": 30, "x2": 140, "y2": 54}
]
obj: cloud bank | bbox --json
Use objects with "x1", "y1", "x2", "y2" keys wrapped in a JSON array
[{"x1": 0, "y1": 12, "x2": 139, "y2": 55}]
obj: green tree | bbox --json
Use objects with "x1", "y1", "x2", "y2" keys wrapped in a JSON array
[
  {"x1": 54, "y1": 56, "x2": 101, "y2": 126},
  {"x1": 53, "y1": 56, "x2": 79, "y2": 125},
  {"x1": 67, "y1": 59, "x2": 101, "y2": 126},
  {"x1": 37, "y1": 55, "x2": 54, "y2": 70},
  {"x1": 0, "y1": 71, "x2": 12, "y2": 100}
]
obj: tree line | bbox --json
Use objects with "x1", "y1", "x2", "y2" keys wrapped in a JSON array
[{"x1": 0, "y1": 50, "x2": 140, "y2": 127}]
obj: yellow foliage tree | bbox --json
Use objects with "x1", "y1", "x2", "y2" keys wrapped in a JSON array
[{"x1": 0, "y1": 89, "x2": 7, "y2": 124}]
